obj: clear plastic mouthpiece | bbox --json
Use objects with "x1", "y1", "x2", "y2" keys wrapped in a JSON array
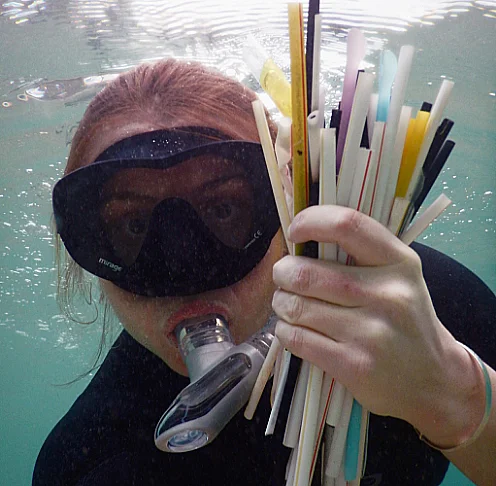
[{"x1": 155, "y1": 314, "x2": 276, "y2": 453}]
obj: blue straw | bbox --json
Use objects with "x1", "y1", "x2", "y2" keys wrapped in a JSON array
[
  {"x1": 377, "y1": 50, "x2": 397, "y2": 122},
  {"x1": 344, "y1": 399, "x2": 362, "y2": 481}
]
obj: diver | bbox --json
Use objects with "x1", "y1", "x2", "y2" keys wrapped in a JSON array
[{"x1": 33, "y1": 59, "x2": 495, "y2": 486}]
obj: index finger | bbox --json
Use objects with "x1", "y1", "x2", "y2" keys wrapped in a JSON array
[{"x1": 288, "y1": 205, "x2": 412, "y2": 266}]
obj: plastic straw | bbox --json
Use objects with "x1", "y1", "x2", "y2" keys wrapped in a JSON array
[
  {"x1": 244, "y1": 36, "x2": 292, "y2": 117},
  {"x1": 376, "y1": 50, "x2": 397, "y2": 123},
  {"x1": 287, "y1": 442, "x2": 299, "y2": 486},
  {"x1": 422, "y1": 119, "x2": 454, "y2": 173},
  {"x1": 288, "y1": 2, "x2": 309, "y2": 257},
  {"x1": 310, "y1": 373, "x2": 335, "y2": 479},
  {"x1": 344, "y1": 400, "x2": 362, "y2": 480},
  {"x1": 410, "y1": 139, "x2": 455, "y2": 219},
  {"x1": 406, "y1": 80, "x2": 454, "y2": 200},
  {"x1": 266, "y1": 349, "x2": 292, "y2": 435},
  {"x1": 311, "y1": 14, "x2": 322, "y2": 113},
  {"x1": 337, "y1": 71, "x2": 375, "y2": 207},
  {"x1": 367, "y1": 93, "x2": 379, "y2": 143},
  {"x1": 294, "y1": 365, "x2": 324, "y2": 486},
  {"x1": 371, "y1": 45, "x2": 415, "y2": 223},
  {"x1": 378, "y1": 105, "x2": 413, "y2": 224},
  {"x1": 336, "y1": 28, "x2": 366, "y2": 170},
  {"x1": 305, "y1": 0, "x2": 320, "y2": 113},
  {"x1": 308, "y1": 110, "x2": 325, "y2": 183},
  {"x1": 271, "y1": 345, "x2": 284, "y2": 406},
  {"x1": 284, "y1": 361, "x2": 311, "y2": 448},
  {"x1": 245, "y1": 336, "x2": 282, "y2": 419},
  {"x1": 387, "y1": 197, "x2": 410, "y2": 234},
  {"x1": 319, "y1": 128, "x2": 338, "y2": 260},
  {"x1": 400, "y1": 193, "x2": 452, "y2": 244},
  {"x1": 361, "y1": 121, "x2": 385, "y2": 216},
  {"x1": 352, "y1": 406, "x2": 370, "y2": 483},
  {"x1": 252, "y1": 99, "x2": 292, "y2": 251},
  {"x1": 394, "y1": 110, "x2": 429, "y2": 198},
  {"x1": 323, "y1": 427, "x2": 336, "y2": 486},
  {"x1": 348, "y1": 148, "x2": 372, "y2": 212},
  {"x1": 326, "y1": 382, "x2": 347, "y2": 426},
  {"x1": 325, "y1": 390, "x2": 354, "y2": 478}
]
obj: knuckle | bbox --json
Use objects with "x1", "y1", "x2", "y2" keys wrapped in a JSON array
[
  {"x1": 288, "y1": 325, "x2": 306, "y2": 352},
  {"x1": 388, "y1": 281, "x2": 417, "y2": 308},
  {"x1": 292, "y1": 263, "x2": 312, "y2": 293},
  {"x1": 339, "y1": 273, "x2": 365, "y2": 300},
  {"x1": 288, "y1": 293, "x2": 305, "y2": 322},
  {"x1": 335, "y1": 208, "x2": 364, "y2": 236},
  {"x1": 406, "y1": 248, "x2": 422, "y2": 273}
]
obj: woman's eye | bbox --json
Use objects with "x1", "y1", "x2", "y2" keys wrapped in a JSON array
[
  {"x1": 209, "y1": 203, "x2": 233, "y2": 221},
  {"x1": 125, "y1": 217, "x2": 148, "y2": 236}
]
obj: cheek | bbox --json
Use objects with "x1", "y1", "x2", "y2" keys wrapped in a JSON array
[
  {"x1": 99, "y1": 280, "x2": 161, "y2": 347},
  {"x1": 228, "y1": 232, "x2": 285, "y2": 341}
]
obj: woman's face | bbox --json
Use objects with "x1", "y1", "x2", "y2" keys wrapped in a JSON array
[{"x1": 88, "y1": 112, "x2": 284, "y2": 376}]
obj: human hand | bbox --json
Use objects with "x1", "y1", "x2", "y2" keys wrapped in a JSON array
[{"x1": 272, "y1": 205, "x2": 484, "y2": 446}]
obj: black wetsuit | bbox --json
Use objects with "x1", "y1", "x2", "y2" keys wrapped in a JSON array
[{"x1": 33, "y1": 243, "x2": 496, "y2": 486}]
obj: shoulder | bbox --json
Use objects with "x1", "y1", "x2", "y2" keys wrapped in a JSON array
[{"x1": 32, "y1": 331, "x2": 184, "y2": 485}]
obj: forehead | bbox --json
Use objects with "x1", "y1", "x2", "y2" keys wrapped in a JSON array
[{"x1": 82, "y1": 115, "x2": 260, "y2": 171}]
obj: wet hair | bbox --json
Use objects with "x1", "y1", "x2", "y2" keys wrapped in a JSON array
[{"x1": 56, "y1": 58, "x2": 277, "y2": 378}]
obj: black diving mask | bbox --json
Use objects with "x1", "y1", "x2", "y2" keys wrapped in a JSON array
[{"x1": 53, "y1": 127, "x2": 280, "y2": 297}]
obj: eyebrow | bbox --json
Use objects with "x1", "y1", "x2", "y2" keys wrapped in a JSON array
[{"x1": 103, "y1": 171, "x2": 249, "y2": 203}]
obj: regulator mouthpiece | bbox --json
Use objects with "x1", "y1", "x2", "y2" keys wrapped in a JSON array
[{"x1": 154, "y1": 314, "x2": 275, "y2": 453}]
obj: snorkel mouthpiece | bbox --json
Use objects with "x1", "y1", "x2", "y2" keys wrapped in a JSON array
[
  {"x1": 155, "y1": 314, "x2": 275, "y2": 453},
  {"x1": 175, "y1": 315, "x2": 234, "y2": 382}
]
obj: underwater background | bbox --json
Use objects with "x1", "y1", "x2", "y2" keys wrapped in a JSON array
[{"x1": 1, "y1": 1, "x2": 494, "y2": 484}]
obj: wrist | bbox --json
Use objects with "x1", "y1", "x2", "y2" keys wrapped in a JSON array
[{"x1": 414, "y1": 341, "x2": 487, "y2": 449}]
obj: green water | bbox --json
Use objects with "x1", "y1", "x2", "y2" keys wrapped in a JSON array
[{"x1": 1, "y1": 2, "x2": 494, "y2": 485}]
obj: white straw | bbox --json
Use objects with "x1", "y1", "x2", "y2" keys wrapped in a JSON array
[
  {"x1": 379, "y1": 105, "x2": 413, "y2": 224},
  {"x1": 284, "y1": 361, "x2": 311, "y2": 448},
  {"x1": 311, "y1": 14, "x2": 322, "y2": 113},
  {"x1": 387, "y1": 197, "x2": 410, "y2": 234},
  {"x1": 266, "y1": 349, "x2": 292, "y2": 435},
  {"x1": 286, "y1": 442, "x2": 299, "y2": 486},
  {"x1": 326, "y1": 381, "x2": 346, "y2": 427},
  {"x1": 310, "y1": 373, "x2": 335, "y2": 480},
  {"x1": 325, "y1": 390, "x2": 354, "y2": 478},
  {"x1": 271, "y1": 346, "x2": 284, "y2": 406},
  {"x1": 319, "y1": 128, "x2": 337, "y2": 260},
  {"x1": 361, "y1": 121, "x2": 385, "y2": 216},
  {"x1": 348, "y1": 148, "x2": 372, "y2": 212},
  {"x1": 371, "y1": 45, "x2": 415, "y2": 223},
  {"x1": 244, "y1": 336, "x2": 282, "y2": 420},
  {"x1": 308, "y1": 110, "x2": 324, "y2": 183},
  {"x1": 337, "y1": 72, "x2": 375, "y2": 208},
  {"x1": 252, "y1": 99, "x2": 292, "y2": 250},
  {"x1": 406, "y1": 80, "x2": 454, "y2": 200},
  {"x1": 294, "y1": 365, "x2": 324, "y2": 486},
  {"x1": 400, "y1": 194, "x2": 452, "y2": 245},
  {"x1": 367, "y1": 93, "x2": 379, "y2": 143},
  {"x1": 286, "y1": 446, "x2": 296, "y2": 481}
]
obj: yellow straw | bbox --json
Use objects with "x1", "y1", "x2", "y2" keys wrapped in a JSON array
[
  {"x1": 394, "y1": 110, "x2": 429, "y2": 198},
  {"x1": 288, "y1": 2, "x2": 309, "y2": 256}
]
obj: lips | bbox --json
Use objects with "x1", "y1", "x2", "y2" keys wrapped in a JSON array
[{"x1": 166, "y1": 301, "x2": 230, "y2": 340}]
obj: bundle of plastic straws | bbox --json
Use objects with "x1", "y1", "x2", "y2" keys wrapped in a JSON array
[{"x1": 243, "y1": 2, "x2": 456, "y2": 485}]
